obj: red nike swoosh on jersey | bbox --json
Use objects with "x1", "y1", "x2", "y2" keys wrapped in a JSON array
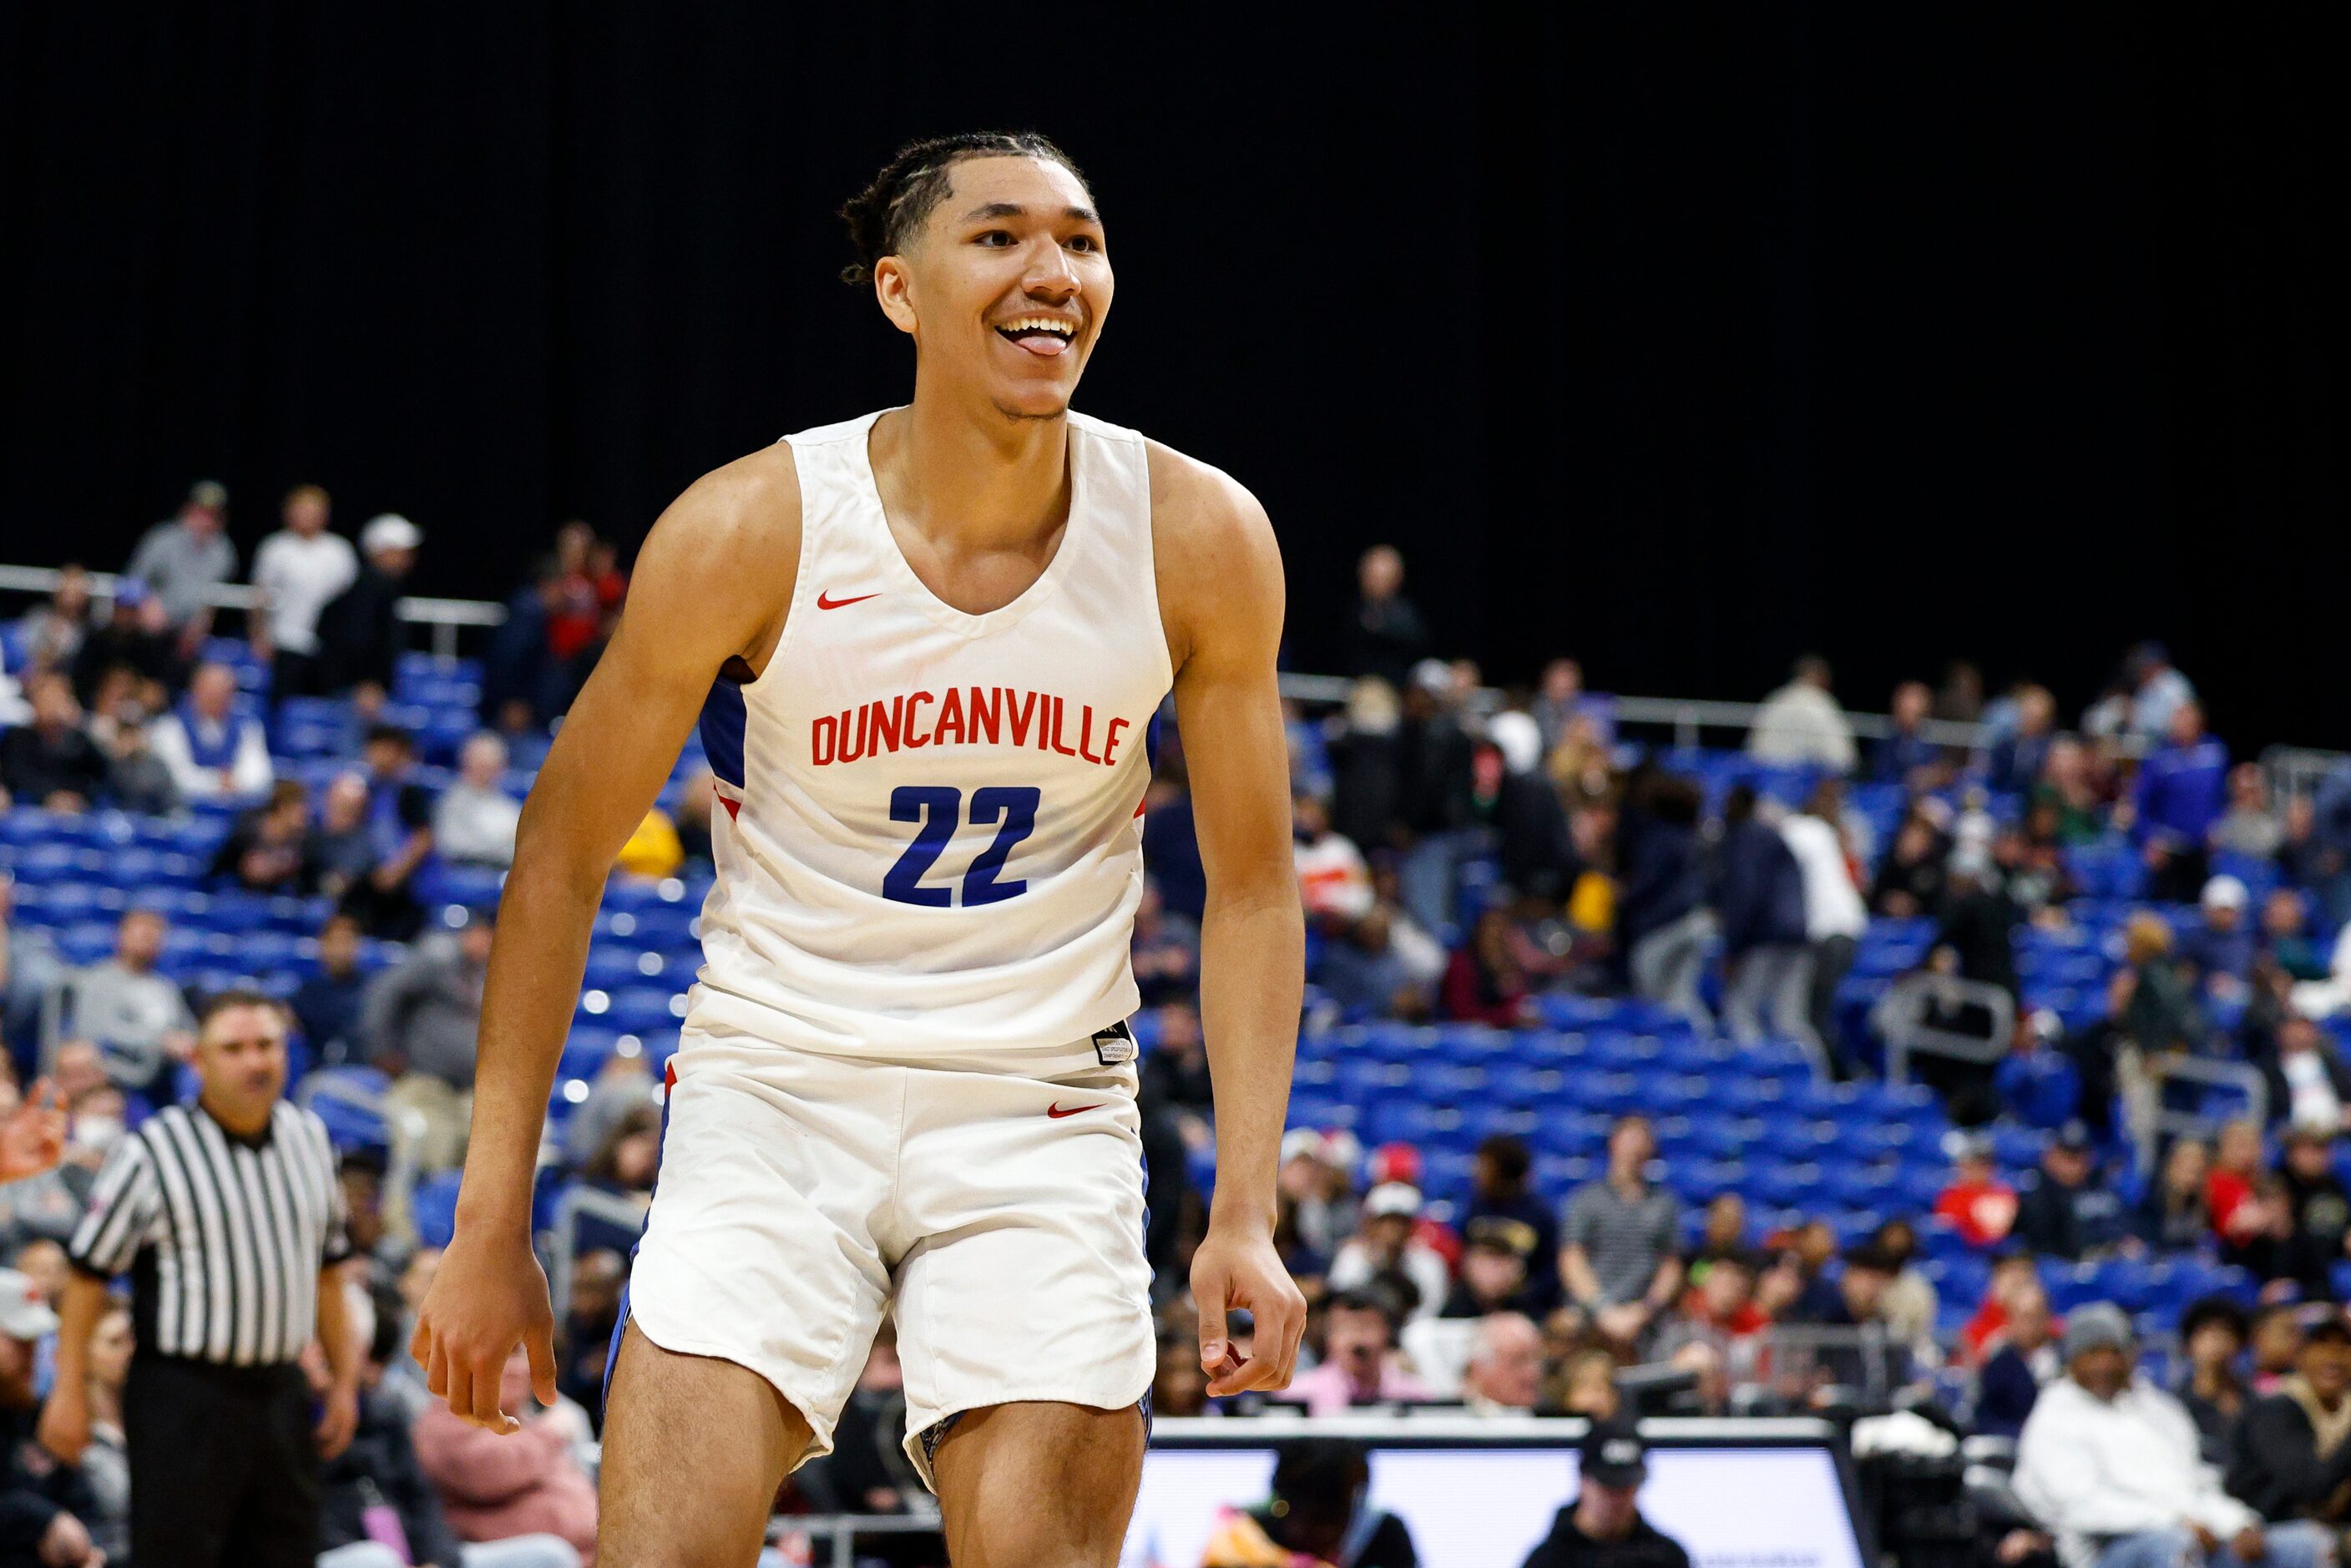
[
  {"x1": 1046, "y1": 1102, "x2": 1103, "y2": 1119},
  {"x1": 816, "y1": 589, "x2": 880, "y2": 609}
]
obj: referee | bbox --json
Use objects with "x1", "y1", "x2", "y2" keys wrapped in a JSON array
[{"x1": 41, "y1": 989, "x2": 363, "y2": 1568}]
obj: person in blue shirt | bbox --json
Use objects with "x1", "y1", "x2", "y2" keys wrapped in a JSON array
[
  {"x1": 2176, "y1": 875, "x2": 2258, "y2": 1004},
  {"x1": 1995, "y1": 1009, "x2": 2081, "y2": 1130},
  {"x1": 1872, "y1": 681, "x2": 1948, "y2": 792},
  {"x1": 2131, "y1": 702, "x2": 2229, "y2": 903}
]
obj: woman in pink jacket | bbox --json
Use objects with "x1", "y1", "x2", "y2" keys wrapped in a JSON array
[{"x1": 413, "y1": 1348, "x2": 599, "y2": 1565}]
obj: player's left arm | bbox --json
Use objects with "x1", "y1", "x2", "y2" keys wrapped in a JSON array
[{"x1": 1152, "y1": 444, "x2": 1308, "y2": 1397}]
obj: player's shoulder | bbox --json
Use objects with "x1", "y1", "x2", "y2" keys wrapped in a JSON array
[
  {"x1": 1139, "y1": 435, "x2": 1283, "y2": 669},
  {"x1": 650, "y1": 438, "x2": 804, "y2": 568}
]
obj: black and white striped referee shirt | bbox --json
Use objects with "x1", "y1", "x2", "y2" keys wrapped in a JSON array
[{"x1": 67, "y1": 1100, "x2": 351, "y2": 1366}]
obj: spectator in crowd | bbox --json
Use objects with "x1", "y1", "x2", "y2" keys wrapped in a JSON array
[
  {"x1": 2015, "y1": 1303, "x2": 2324, "y2": 1568},
  {"x1": 1282, "y1": 1291, "x2": 1428, "y2": 1415},
  {"x1": 1202, "y1": 1438, "x2": 1420, "y2": 1568},
  {"x1": 1782, "y1": 780, "x2": 1868, "y2": 1076},
  {"x1": 1328, "y1": 1183, "x2": 1449, "y2": 1323},
  {"x1": 293, "y1": 912, "x2": 369, "y2": 1067},
  {"x1": 149, "y1": 660, "x2": 272, "y2": 803},
  {"x1": 1561, "y1": 1115, "x2": 1682, "y2": 1350},
  {"x1": 1936, "y1": 1132, "x2": 2020, "y2": 1250},
  {"x1": 1292, "y1": 791, "x2": 1373, "y2": 922},
  {"x1": 2125, "y1": 641, "x2": 2198, "y2": 740},
  {"x1": 2178, "y1": 876, "x2": 2257, "y2": 1004},
  {"x1": 316, "y1": 513, "x2": 422, "y2": 706},
  {"x1": 2121, "y1": 913, "x2": 2204, "y2": 1063},
  {"x1": 1997, "y1": 1009, "x2": 2083, "y2": 1131},
  {"x1": 558, "y1": 1250, "x2": 624, "y2": 1430},
  {"x1": 437, "y1": 732, "x2": 523, "y2": 868},
  {"x1": 2136, "y1": 1136, "x2": 2213, "y2": 1253},
  {"x1": 361, "y1": 903, "x2": 494, "y2": 1170},
  {"x1": 1873, "y1": 681, "x2": 1946, "y2": 791},
  {"x1": 1519, "y1": 1419, "x2": 1691, "y2": 1568},
  {"x1": 1974, "y1": 1282, "x2": 2060, "y2": 1440},
  {"x1": 2034, "y1": 735, "x2": 2110, "y2": 847},
  {"x1": 1459, "y1": 1136, "x2": 1560, "y2": 1313},
  {"x1": 249, "y1": 483, "x2": 358, "y2": 701},
  {"x1": 1128, "y1": 880, "x2": 1201, "y2": 1011},
  {"x1": 412, "y1": 1346, "x2": 599, "y2": 1565},
  {"x1": 2272, "y1": 1124, "x2": 2351, "y2": 1301},
  {"x1": 82, "y1": 663, "x2": 178, "y2": 816},
  {"x1": 1442, "y1": 1218, "x2": 1542, "y2": 1319},
  {"x1": 0, "y1": 873, "x2": 63, "y2": 1055},
  {"x1": 1714, "y1": 786, "x2": 1815, "y2": 1058},
  {"x1": 2258, "y1": 891, "x2": 2329, "y2": 983},
  {"x1": 1393, "y1": 662, "x2": 1477, "y2": 938},
  {"x1": 1326, "y1": 675, "x2": 1403, "y2": 861},
  {"x1": 1317, "y1": 901, "x2": 1429, "y2": 1019},
  {"x1": 310, "y1": 771, "x2": 379, "y2": 898},
  {"x1": 16, "y1": 566, "x2": 93, "y2": 679},
  {"x1": 794, "y1": 1328, "x2": 924, "y2": 1523},
  {"x1": 124, "y1": 478, "x2": 235, "y2": 643},
  {"x1": 571, "y1": 1104, "x2": 660, "y2": 1259},
  {"x1": 210, "y1": 779, "x2": 317, "y2": 894},
  {"x1": 1533, "y1": 657, "x2": 1611, "y2": 756},
  {"x1": 2252, "y1": 1308, "x2": 2308, "y2": 1397},
  {"x1": 2228, "y1": 1312, "x2": 2351, "y2": 1535},
  {"x1": 1459, "y1": 1312, "x2": 1544, "y2": 1416},
  {"x1": 2133, "y1": 701, "x2": 2230, "y2": 903},
  {"x1": 2213, "y1": 765, "x2": 2285, "y2": 862},
  {"x1": 67, "y1": 908, "x2": 193, "y2": 1100},
  {"x1": 1934, "y1": 851, "x2": 2021, "y2": 998},
  {"x1": 1747, "y1": 655, "x2": 1855, "y2": 771},
  {"x1": 68, "y1": 577, "x2": 181, "y2": 711},
  {"x1": 341, "y1": 725, "x2": 435, "y2": 939},
  {"x1": 1988, "y1": 685, "x2": 2059, "y2": 795},
  {"x1": 1347, "y1": 544, "x2": 1428, "y2": 690},
  {"x1": 1871, "y1": 811, "x2": 1950, "y2": 919},
  {"x1": 1616, "y1": 769, "x2": 1711, "y2": 1029},
  {"x1": 2017, "y1": 1125, "x2": 2128, "y2": 1262},
  {"x1": 71, "y1": 1299, "x2": 130, "y2": 1565},
  {"x1": 1442, "y1": 904, "x2": 1535, "y2": 1027},
  {"x1": 2178, "y1": 1297, "x2": 2252, "y2": 1464},
  {"x1": 0, "y1": 673, "x2": 106, "y2": 812},
  {"x1": 2266, "y1": 1017, "x2": 2351, "y2": 1139},
  {"x1": 0, "y1": 1267, "x2": 104, "y2": 1568}
]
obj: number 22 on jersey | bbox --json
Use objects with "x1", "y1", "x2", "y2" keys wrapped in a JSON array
[{"x1": 882, "y1": 785, "x2": 1041, "y2": 907}]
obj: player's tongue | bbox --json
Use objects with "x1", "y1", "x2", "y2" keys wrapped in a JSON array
[{"x1": 998, "y1": 321, "x2": 1071, "y2": 357}]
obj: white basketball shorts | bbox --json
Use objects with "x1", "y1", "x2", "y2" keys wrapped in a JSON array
[{"x1": 620, "y1": 1020, "x2": 1155, "y2": 1489}]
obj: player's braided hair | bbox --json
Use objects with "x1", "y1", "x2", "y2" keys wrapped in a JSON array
[{"x1": 838, "y1": 131, "x2": 1089, "y2": 286}]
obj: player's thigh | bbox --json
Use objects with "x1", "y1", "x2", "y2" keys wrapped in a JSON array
[
  {"x1": 933, "y1": 1400, "x2": 1147, "y2": 1568},
  {"x1": 599, "y1": 1323, "x2": 812, "y2": 1568}
]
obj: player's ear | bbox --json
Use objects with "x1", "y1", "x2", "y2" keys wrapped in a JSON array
[{"x1": 872, "y1": 256, "x2": 918, "y2": 338}]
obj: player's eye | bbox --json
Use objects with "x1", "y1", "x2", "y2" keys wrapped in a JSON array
[
  {"x1": 974, "y1": 230, "x2": 1015, "y2": 248},
  {"x1": 1065, "y1": 234, "x2": 1100, "y2": 253}
]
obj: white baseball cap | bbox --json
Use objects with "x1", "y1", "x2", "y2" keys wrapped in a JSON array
[
  {"x1": 0, "y1": 1270, "x2": 58, "y2": 1341},
  {"x1": 1363, "y1": 1181, "x2": 1423, "y2": 1220},
  {"x1": 2202, "y1": 875, "x2": 2249, "y2": 913},
  {"x1": 361, "y1": 513, "x2": 422, "y2": 554}
]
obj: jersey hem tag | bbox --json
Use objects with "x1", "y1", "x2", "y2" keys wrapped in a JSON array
[{"x1": 1091, "y1": 1019, "x2": 1138, "y2": 1065}]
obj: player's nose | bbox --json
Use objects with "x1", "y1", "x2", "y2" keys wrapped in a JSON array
[{"x1": 1021, "y1": 244, "x2": 1083, "y2": 302}]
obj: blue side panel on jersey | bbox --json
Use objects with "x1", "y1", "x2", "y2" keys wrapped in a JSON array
[
  {"x1": 699, "y1": 679, "x2": 748, "y2": 789},
  {"x1": 1145, "y1": 711, "x2": 1164, "y2": 774}
]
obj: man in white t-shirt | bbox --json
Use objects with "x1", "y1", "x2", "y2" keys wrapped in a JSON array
[
  {"x1": 250, "y1": 484, "x2": 358, "y2": 699},
  {"x1": 1782, "y1": 780, "x2": 1870, "y2": 1078}
]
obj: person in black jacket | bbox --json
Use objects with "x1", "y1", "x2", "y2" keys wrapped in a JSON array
[
  {"x1": 0, "y1": 1267, "x2": 103, "y2": 1567},
  {"x1": 318, "y1": 1286, "x2": 475, "y2": 1568},
  {"x1": 2014, "y1": 1125, "x2": 2130, "y2": 1262},
  {"x1": 1616, "y1": 770, "x2": 1711, "y2": 1029},
  {"x1": 1519, "y1": 1419, "x2": 1691, "y2": 1568},
  {"x1": 1236, "y1": 1438, "x2": 1418, "y2": 1568},
  {"x1": 2273, "y1": 1126, "x2": 2351, "y2": 1302},
  {"x1": 1713, "y1": 787, "x2": 1814, "y2": 1055},
  {"x1": 2228, "y1": 1313, "x2": 2351, "y2": 1530},
  {"x1": 316, "y1": 515, "x2": 419, "y2": 705},
  {"x1": 0, "y1": 675, "x2": 108, "y2": 814}
]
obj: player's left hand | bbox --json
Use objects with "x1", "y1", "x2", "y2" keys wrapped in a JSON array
[{"x1": 1191, "y1": 1220, "x2": 1306, "y2": 1398}]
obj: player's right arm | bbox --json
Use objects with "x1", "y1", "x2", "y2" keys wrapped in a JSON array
[{"x1": 412, "y1": 445, "x2": 801, "y2": 1434}]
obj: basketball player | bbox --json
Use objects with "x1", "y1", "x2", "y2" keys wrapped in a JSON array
[{"x1": 410, "y1": 132, "x2": 1307, "y2": 1565}]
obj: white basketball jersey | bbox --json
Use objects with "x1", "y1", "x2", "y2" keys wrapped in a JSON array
[{"x1": 681, "y1": 408, "x2": 1174, "y2": 1057}]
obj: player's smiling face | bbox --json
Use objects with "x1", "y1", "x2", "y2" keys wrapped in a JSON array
[{"x1": 877, "y1": 154, "x2": 1112, "y2": 420}]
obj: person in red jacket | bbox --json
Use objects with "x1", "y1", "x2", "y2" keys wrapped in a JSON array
[{"x1": 1934, "y1": 1134, "x2": 2020, "y2": 1250}]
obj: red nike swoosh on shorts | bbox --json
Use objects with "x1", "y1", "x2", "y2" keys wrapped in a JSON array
[
  {"x1": 816, "y1": 589, "x2": 879, "y2": 609},
  {"x1": 1046, "y1": 1102, "x2": 1103, "y2": 1119}
]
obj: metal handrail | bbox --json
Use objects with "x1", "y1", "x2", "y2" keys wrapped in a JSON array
[
  {"x1": 0, "y1": 563, "x2": 503, "y2": 660},
  {"x1": 1873, "y1": 973, "x2": 2017, "y2": 1089},
  {"x1": 2151, "y1": 1054, "x2": 2268, "y2": 1138},
  {"x1": 546, "y1": 1183, "x2": 651, "y2": 1318}
]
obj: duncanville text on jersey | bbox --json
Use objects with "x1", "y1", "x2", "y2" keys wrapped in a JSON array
[{"x1": 811, "y1": 685, "x2": 1137, "y2": 769}]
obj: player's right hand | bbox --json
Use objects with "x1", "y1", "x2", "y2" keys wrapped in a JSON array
[{"x1": 410, "y1": 1221, "x2": 559, "y2": 1434}]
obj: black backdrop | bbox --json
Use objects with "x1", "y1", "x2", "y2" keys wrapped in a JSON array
[{"x1": 3, "y1": 8, "x2": 2344, "y2": 747}]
